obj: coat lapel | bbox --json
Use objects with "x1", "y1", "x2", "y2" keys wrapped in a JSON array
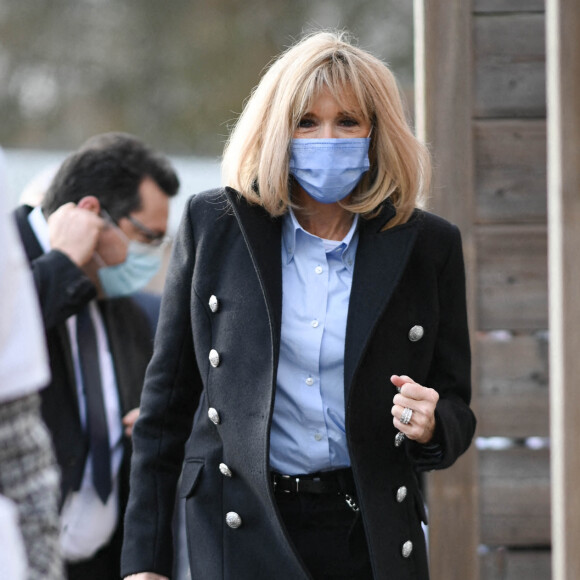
[
  {"x1": 344, "y1": 205, "x2": 420, "y2": 398},
  {"x1": 223, "y1": 190, "x2": 420, "y2": 402},
  {"x1": 13, "y1": 205, "x2": 80, "y2": 407},
  {"x1": 224, "y1": 188, "x2": 283, "y2": 357},
  {"x1": 13, "y1": 205, "x2": 44, "y2": 262}
]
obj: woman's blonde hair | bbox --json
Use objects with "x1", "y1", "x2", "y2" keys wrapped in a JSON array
[{"x1": 222, "y1": 30, "x2": 431, "y2": 227}]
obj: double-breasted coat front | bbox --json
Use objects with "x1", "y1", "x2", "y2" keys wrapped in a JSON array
[{"x1": 121, "y1": 188, "x2": 476, "y2": 580}]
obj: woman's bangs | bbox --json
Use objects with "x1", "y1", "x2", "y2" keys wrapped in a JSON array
[
  {"x1": 323, "y1": 58, "x2": 372, "y2": 122},
  {"x1": 291, "y1": 74, "x2": 318, "y2": 124},
  {"x1": 292, "y1": 65, "x2": 371, "y2": 124}
]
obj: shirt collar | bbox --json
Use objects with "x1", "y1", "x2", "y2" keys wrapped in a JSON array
[
  {"x1": 28, "y1": 205, "x2": 51, "y2": 254},
  {"x1": 282, "y1": 208, "x2": 359, "y2": 272}
]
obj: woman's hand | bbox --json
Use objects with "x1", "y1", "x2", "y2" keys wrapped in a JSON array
[
  {"x1": 124, "y1": 574, "x2": 168, "y2": 580},
  {"x1": 391, "y1": 375, "x2": 439, "y2": 444}
]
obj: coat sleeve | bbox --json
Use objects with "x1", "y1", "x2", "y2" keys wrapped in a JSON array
[
  {"x1": 30, "y1": 249, "x2": 96, "y2": 330},
  {"x1": 121, "y1": 197, "x2": 203, "y2": 578},
  {"x1": 407, "y1": 225, "x2": 476, "y2": 470}
]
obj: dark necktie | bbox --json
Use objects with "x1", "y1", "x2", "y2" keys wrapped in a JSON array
[{"x1": 76, "y1": 306, "x2": 112, "y2": 503}]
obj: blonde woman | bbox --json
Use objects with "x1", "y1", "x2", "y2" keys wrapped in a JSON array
[{"x1": 122, "y1": 31, "x2": 475, "y2": 580}]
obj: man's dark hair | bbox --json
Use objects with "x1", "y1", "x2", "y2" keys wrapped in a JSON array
[{"x1": 41, "y1": 132, "x2": 179, "y2": 219}]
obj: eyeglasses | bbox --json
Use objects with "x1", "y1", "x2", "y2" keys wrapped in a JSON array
[
  {"x1": 125, "y1": 215, "x2": 171, "y2": 247},
  {"x1": 101, "y1": 209, "x2": 171, "y2": 247}
]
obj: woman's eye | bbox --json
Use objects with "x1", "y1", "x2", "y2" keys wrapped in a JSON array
[
  {"x1": 297, "y1": 118, "x2": 315, "y2": 128},
  {"x1": 340, "y1": 118, "x2": 359, "y2": 127}
]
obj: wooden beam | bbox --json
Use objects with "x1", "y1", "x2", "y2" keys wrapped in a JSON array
[
  {"x1": 414, "y1": 2, "x2": 479, "y2": 579},
  {"x1": 547, "y1": 0, "x2": 580, "y2": 578}
]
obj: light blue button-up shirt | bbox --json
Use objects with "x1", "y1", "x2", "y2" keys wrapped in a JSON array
[{"x1": 269, "y1": 209, "x2": 359, "y2": 475}]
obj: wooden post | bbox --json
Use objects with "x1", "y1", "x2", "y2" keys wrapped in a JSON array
[
  {"x1": 547, "y1": 0, "x2": 580, "y2": 578},
  {"x1": 414, "y1": 2, "x2": 479, "y2": 579}
]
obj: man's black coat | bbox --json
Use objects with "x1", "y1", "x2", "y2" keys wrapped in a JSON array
[
  {"x1": 14, "y1": 205, "x2": 155, "y2": 570},
  {"x1": 122, "y1": 188, "x2": 476, "y2": 580}
]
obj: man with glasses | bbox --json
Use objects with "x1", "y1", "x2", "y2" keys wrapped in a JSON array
[{"x1": 12, "y1": 132, "x2": 179, "y2": 580}]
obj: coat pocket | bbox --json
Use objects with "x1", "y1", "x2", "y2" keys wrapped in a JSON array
[{"x1": 179, "y1": 459, "x2": 204, "y2": 499}]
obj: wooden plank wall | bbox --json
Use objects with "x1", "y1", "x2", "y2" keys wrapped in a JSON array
[
  {"x1": 472, "y1": 0, "x2": 551, "y2": 575},
  {"x1": 415, "y1": 0, "x2": 551, "y2": 578}
]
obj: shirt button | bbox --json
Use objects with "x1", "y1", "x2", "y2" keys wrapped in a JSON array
[
  {"x1": 315, "y1": 266, "x2": 323, "y2": 274},
  {"x1": 311, "y1": 320, "x2": 319, "y2": 328},
  {"x1": 314, "y1": 433, "x2": 322, "y2": 441},
  {"x1": 305, "y1": 377, "x2": 314, "y2": 386}
]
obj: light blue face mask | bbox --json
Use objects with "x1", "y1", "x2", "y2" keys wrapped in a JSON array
[
  {"x1": 97, "y1": 241, "x2": 163, "y2": 298},
  {"x1": 289, "y1": 137, "x2": 371, "y2": 204}
]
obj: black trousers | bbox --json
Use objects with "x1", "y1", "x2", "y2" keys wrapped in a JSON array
[{"x1": 275, "y1": 490, "x2": 374, "y2": 580}]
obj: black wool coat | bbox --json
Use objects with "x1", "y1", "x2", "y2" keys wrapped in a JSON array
[
  {"x1": 121, "y1": 188, "x2": 476, "y2": 580},
  {"x1": 13, "y1": 205, "x2": 155, "y2": 561}
]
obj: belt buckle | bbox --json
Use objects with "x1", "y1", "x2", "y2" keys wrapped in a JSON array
[{"x1": 280, "y1": 474, "x2": 299, "y2": 493}]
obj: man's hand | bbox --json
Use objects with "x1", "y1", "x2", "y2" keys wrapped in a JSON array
[
  {"x1": 48, "y1": 202, "x2": 104, "y2": 267},
  {"x1": 122, "y1": 408, "x2": 140, "y2": 437}
]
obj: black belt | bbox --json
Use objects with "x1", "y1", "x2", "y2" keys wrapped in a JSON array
[{"x1": 272, "y1": 468, "x2": 355, "y2": 495}]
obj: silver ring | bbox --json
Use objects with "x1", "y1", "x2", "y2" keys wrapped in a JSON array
[{"x1": 400, "y1": 407, "x2": 413, "y2": 425}]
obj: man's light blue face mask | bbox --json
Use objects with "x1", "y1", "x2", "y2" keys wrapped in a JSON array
[
  {"x1": 97, "y1": 240, "x2": 164, "y2": 298},
  {"x1": 289, "y1": 136, "x2": 371, "y2": 204},
  {"x1": 96, "y1": 211, "x2": 166, "y2": 298}
]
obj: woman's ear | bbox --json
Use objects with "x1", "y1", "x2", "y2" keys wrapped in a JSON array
[{"x1": 77, "y1": 195, "x2": 101, "y2": 214}]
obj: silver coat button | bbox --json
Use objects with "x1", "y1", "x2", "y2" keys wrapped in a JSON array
[
  {"x1": 396, "y1": 486, "x2": 407, "y2": 503},
  {"x1": 209, "y1": 295, "x2": 219, "y2": 313},
  {"x1": 219, "y1": 463, "x2": 232, "y2": 477},
  {"x1": 408, "y1": 325, "x2": 424, "y2": 342},
  {"x1": 394, "y1": 432, "x2": 405, "y2": 447},
  {"x1": 402, "y1": 540, "x2": 413, "y2": 558},
  {"x1": 209, "y1": 349, "x2": 220, "y2": 367},
  {"x1": 226, "y1": 511, "x2": 242, "y2": 528},
  {"x1": 208, "y1": 408, "x2": 220, "y2": 425}
]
